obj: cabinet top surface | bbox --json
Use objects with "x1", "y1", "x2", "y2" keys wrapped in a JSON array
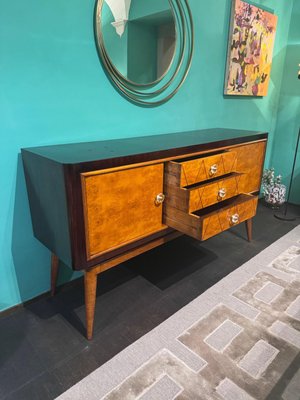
[{"x1": 21, "y1": 128, "x2": 267, "y2": 165}]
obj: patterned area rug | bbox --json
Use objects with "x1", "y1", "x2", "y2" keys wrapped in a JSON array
[{"x1": 57, "y1": 225, "x2": 300, "y2": 400}]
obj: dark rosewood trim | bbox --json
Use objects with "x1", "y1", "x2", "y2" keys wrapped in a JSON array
[
  {"x1": 245, "y1": 219, "x2": 253, "y2": 242},
  {"x1": 64, "y1": 164, "x2": 87, "y2": 270},
  {"x1": 23, "y1": 130, "x2": 268, "y2": 166},
  {"x1": 68, "y1": 133, "x2": 268, "y2": 173}
]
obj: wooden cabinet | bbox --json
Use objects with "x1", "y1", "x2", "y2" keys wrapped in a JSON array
[{"x1": 22, "y1": 129, "x2": 267, "y2": 339}]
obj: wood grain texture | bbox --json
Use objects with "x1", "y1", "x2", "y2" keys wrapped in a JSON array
[
  {"x1": 82, "y1": 164, "x2": 166, "y2": 259},
  {"x1": 166, "y1": 151, "x2": 237, "y2": 187},
  {"x1": 84, "y1": 271, "x2": 97, "y2": 340},
  {"x1": 164, "y1": 195, "x2": 258, "y2": 241},
  {"x1": 245, "y1": 218, "x2": 253, "y2": 242},
  {"x1": 22, "y1": 129, "x2": 268, "y2": 166},
  {"x1": 21, "y1": 151, "x2": 72, "y2": 267},
  {"x1": 165, "y1": 172, "x2": 243, "y2": 213},
  {"x1": 188, "y1": 173, "x2": 242, "y2": 212},
  {"x1": 200, "y1": 195, "x2": 258, "y2": 240},
  {"x1": 163, "y1": 205, "x2": 201, "y2": 239},
  {"x1": 234, "y1": 141, "x2": 267, "y2": 193}
]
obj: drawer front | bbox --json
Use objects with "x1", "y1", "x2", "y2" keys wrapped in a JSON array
[
  {"x1": 188, "y1": 173, "x2": 242, "y2": 212},
  {"x1": 166, "y1": 151, "x2": 237, "y2": 187},
  {"x1": 164, "y1": 194, "x2": 258, "y2": 241},
  {"x1": 81, "y1": 164, "x2": 166, "y2": 259},
  {"x1": 165, "y1": 173, "x2": 243, "y2": 213},
  {"x1": 200, "y1": 195, "x2": 258, "y2": 240}
]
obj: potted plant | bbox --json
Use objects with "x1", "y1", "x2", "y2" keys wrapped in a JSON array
[{"x1": 262, "y1": 168, "x2": 286, "y2": 208}]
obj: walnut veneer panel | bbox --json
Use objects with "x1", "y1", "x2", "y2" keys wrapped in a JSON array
[
  {"x1": 234, "y1": 141, "x2": 266, "y2": 193},
  {"x1": 166, "y1": 151, "x2": 237, "y2": 187},
  {"x1": 165, "y1": 172, "x2": 243, "y2": 213},
  {"x1": 82, "y1": 164, "x2": 166, "y2": 259},
  {"x1": 200, "y1": 195, "x2": 258, "y2": 240}
]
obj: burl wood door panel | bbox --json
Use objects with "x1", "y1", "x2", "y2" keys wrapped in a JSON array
[
  {"x1": 166, "y1": 150, "x2": 237, "y2": 187},
  {"x1": 81, "y1": 164, "x2": 166, "y2": 259},
  {"x1": 165, "y1": 172, "x2": 243, "y2": 213}
]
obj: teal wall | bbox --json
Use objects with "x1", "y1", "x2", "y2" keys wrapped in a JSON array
[
  {"x1": 270, "y1": 0, "x2": 300, "y2": 204},
  {"x1": 128, "y1": 22, "x2": 157, "y2": 83},
  {"x1": 0, "y1": 0, "x2": 295, "y2": 312}
]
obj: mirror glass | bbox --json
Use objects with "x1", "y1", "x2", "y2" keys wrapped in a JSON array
[{"x1": 101, "y1": 0, "x2": 176, "y2": 85}]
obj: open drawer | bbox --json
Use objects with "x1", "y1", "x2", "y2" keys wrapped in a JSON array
[
  {"x1": 165, "y1": 172, "x2": 243, "y2": 213},
  {"x1": 165, "y1": 150, "x2": 237, "y2": 187},
  {"x1": 164, "y1": 194, "x2": 258, "y2": 241}
]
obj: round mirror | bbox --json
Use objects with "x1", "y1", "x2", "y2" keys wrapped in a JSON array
[
  {"x1": 95, "y1": 0, "x2": 193, "y2": 105},
  {"x1": 101, "y1": 0, "x2": 176, "y2": 85}
]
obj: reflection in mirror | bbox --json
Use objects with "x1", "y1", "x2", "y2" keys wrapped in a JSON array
[{"x1": 101, "y1": 0, "x2": 176, "y2": 85}]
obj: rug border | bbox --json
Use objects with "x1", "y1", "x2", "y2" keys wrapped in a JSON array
[{"x1": 56, "y1": 225, "x2": 300, "y2": 400}]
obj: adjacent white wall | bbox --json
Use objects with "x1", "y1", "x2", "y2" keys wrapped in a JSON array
[{"x1": 105, "y1": 0, "x2": 132, "y2": 36}]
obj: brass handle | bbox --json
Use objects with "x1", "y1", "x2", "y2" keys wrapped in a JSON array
[
  {"x1": 155, "y1": 193, "x2": 165, "y2": 206},
  {"x1": 218, "y1": 188, "x2": 227, "y2": 199},
  {"x1": 230, "y1": 213, "x2": 239, "y2": 225},
  {"x1": 209, "y1": 164, "x2": 218, "y2": 176}
]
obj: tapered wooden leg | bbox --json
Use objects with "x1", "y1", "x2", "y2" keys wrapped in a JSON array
[
  {"x1": 51, "y1": 253, "x2": 59, "y2": 296},
  {"x1": 245, "y1": 218, "x2": 253, "y2": 242},
  {"x1": 84, "y1": 270, "x2": 97, "y2": 340}
]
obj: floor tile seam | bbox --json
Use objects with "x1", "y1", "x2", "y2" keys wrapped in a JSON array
[
  {"x1": 46, "y1": 340, "x2": 105, "y2": 376},
  {"x1": 94, "y1": 296, "x2": 180, "y2": 333},
  {"x1": 1, "y1": 370, "x2": 46, "y2": 400}
]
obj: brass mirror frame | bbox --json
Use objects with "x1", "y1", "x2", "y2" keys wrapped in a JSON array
[
  {"x1": 95, "y1": 0, "x2": 194, "y2": 105},
  {"x1": 98, "y1": 0, "x2": 177, "y2": 88}
]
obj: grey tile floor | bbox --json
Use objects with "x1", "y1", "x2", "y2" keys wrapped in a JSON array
[{"x1": 0, "y1": 202, "x2": 299, "y2": 400}]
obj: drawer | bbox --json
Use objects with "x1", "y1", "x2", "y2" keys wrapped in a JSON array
[
  {"x1": 165, "y1": 150, "x2": 237, "y2": 187},
  {"x1": 164, "y1": 194, "x2": 258, "y2": 241},
  {"x1": 165, "y1": 172, "x2": 243, "y2": 213},
  {"x1": 81, "y1": 164, "x2": 166, "y2": 259}
]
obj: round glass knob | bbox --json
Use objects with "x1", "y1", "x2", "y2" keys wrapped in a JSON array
[{"x1": 155, "y1": 193, "x2": 165, "y2": 206}]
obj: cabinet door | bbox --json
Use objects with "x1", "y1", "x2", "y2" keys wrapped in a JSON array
[{"x1": 81, "y1": 164, "x2": 166, "y2": 259}]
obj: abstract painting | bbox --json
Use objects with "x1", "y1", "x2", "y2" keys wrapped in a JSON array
[{"x1": 224, "y1": 0, "x2": 277, "y2": 96}]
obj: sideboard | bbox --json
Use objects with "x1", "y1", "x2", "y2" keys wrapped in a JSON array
[{"x1": 22, "y1": 129, "x2": 268, "y2": 339}]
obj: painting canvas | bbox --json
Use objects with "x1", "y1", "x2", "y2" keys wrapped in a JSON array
[{"x1": 224, "y1": 0, "x2": 277, "y2": 96}]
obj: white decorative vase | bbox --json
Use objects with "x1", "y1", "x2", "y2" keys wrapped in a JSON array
[{"x1": 264, "y1": 184, "x2": 286, "y2": 208}]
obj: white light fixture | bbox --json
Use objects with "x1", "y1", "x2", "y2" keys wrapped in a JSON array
[{"x1": 105, "y1": 0, "x2": 132, "y2": 37}]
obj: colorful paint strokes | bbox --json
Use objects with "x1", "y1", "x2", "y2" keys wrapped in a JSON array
[{"x1": 224, "y1": 0, "x2": 277, "y2": 96}]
